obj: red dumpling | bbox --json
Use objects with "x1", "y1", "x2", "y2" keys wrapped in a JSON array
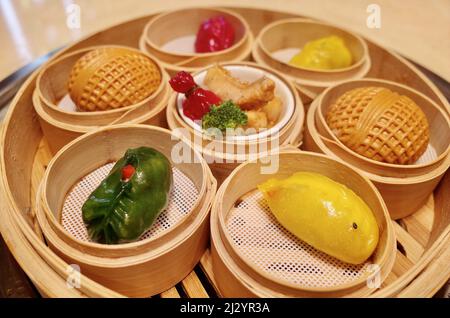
[{"x1": 195, "y1": 16, "x2": 235, "y2": 53}]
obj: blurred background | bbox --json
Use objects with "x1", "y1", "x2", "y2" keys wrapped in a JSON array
[{"x1": 0, "y1": 0, "x2": 449, "y2": 82}]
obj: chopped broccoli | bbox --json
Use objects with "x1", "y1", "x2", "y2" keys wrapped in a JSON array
[{"x1": 202, "y1": 100, "x2": 248, "y2": 132}]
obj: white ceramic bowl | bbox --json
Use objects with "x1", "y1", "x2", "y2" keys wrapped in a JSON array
[{"x1": 176, "y1": 64, "x2": 295, "y2": 142}]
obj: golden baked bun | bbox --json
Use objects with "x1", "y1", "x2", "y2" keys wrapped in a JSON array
[
  {"x1": 326, "y1": 86, "x2": 430, "y2": 164},
  {"x1": 68, "y1": 47, "x2": 161, "y2": 111}
]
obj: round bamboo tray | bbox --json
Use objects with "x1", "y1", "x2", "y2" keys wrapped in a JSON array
[
  {"x1": 1, "y1": 6, "x2": 449, "y2": 298},
  {"x1": 140, "y1": 7, "x2": 253, "y2": 76},
  {"x1": 166, "y1": 62, "x2": 304, "y2": 184},
  {"x1": 315, "y1": 79, "x2": 450, "y2": 178},
  {"x1": 35, "y1": 124, "x2": 216, "y2": 297},
  {"x1": 305, "y1": 97, "x2": 450, "y2": 219},
  {"x1": 210, "y1": 150, "x2": 396, "y2": 297},
  {"x1": 34, "y1": 45, "x2": 170, "y2": 154},
  {"x1": 252, "y1": 18, "x2": 371, "y2": 104}
]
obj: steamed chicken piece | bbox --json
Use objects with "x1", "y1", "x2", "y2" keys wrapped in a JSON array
[
  {"x1": 261, "y1": 97, "x2": 282, "y2": 124},
  {"x1": 245, "y1": 110, "x2": 268, "y2": 129},
  {"x1": 245, "y1": 97, "x2": 283, "y2": 129},
  {"x1": 204, "y1": 65, "x2": 275, "y2": 110}
]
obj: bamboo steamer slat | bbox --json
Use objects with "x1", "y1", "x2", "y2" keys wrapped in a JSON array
[
  {"x1": 1, "y1": 7, "x2": 450, "y2": 298},
  {"x1": 304, "y1": 97, "x2": 450, "y2": 219},
  {"x1": 370, "y1": 170, "x2": 450, "y2": 297},
  {"x1": 252, "y1": 18, "x2": 371, "y2": 103},
  {"x1": 397, "y1": 234, "x2": 450, "y2": 297},
  {"x1": 210, "y1": 150, "x2": 396, "y2": 297},
  {"x1": 35, "y1": 124, "x2": 216, "y2": 297},
  {"x1": 315, "y1": 79, "x2": 450, "y2": 177},
  {"x1": 165, "y1": 62, "x2": 304, "y2": 184},
  {"x1": 140, "y1": 7, "x2": 253, "y2": 76}
]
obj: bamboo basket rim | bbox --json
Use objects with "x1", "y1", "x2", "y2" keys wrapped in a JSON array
[
  {"x1": 211, "y1": 174, "x2": 449, "y2": 298},
  {"x1": 373, "y1": 170, "x2": 450, "y2": 296},
  {"x1": 216, "y1": 150, "x2": 395, "y2": 293},
  {"x1": 251, "y1": 37, "x2": 372, "y2": 89},
  {"x1": 168, "y1": 96, "x2": 299, "y2": 150},
  {"x1": 139, "y1": 30, "x2": 254, "y2": 73},
  {"x1": 143, "y1": 7, "x2": 250, "y2": 59},
  {"x1": 197, "y1": 118, "x2": 304, "y2": 162},
  {"x1": 40, "y1": 168, "x2": 209, "y2": 258},
  {"x1": 0, "y1": 75, "x2": 124, "y2": 296},
  {"x1": 166, "y1": 61, "x2": 304, "y2": 147},
  {"x1": 32, "y1": 80, "x2": 170, "y2": 133},
  {"x1": 36, "y1": 45, "x2": 167, "y2": 117},
  {"x1": 294, "y1": 83, "x2": 319, "y2": 101},
  {"x1": 316, "y1": 78, "x2": 450, "y2": 170},
  {"x1": 40, "y1": 124, "x2": 212, "y2": 252},
  {"x1": 33, "y1": 169, "x2": 216, "y2": 296},
  {"x1": 39, "y1": 176, "x2": 215, "y2": 260},
  {"x1": 166, "y1": 96, "x2": 303, "y2": 162},
  {"x1": 257, "y1": 18, "x2": 369, "y2": 74},
  {"x1": 0, "y1": 186, "x2": 122, "y2": 297},
  {"x1": 211, "y1": 182, "x2": 291, "y2": 297},
  {"x1": 372, "y1": 230, "x2": 450, "y2": 297},
  {"x1": 174, "y1": 62, "x2": 297, "y2": 142},
  {"x1": 213, "y1": 149, "x2": 396, "y2": 294},
  {"x1": 396, "y1": 233, "x2": 450, "y2": 297},
  {"x1": 35, "y1": 171, "x2": 216, "y2": 267},
  {"x1": 307, "y1": 98, "x2": 450, "y2": 184}
]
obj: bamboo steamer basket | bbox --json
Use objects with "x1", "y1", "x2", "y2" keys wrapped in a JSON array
[
  {"x1": 139, "y1": 7, "x2": 253, "y2": 76},
  {"x1": 36, "y1": 45, "x2": 168, "y2": 125},
  {"x1": 1, "y1": 7, "x2": 450, "y2": 298},
  {"x1": 166, "y1": 62, "x2": 304, "y2": 184},
  {"x1": 210, "y1": 150, "x2": 396, "y2": 297},
  {"x1": 34, "y1": 124, "x2": 216, "y2": 297},
  {"x1": 252, "y1": 18, "x2": 371, "y2": 104},
  {"x1": 34, "y1": 45, "x2": 170, "y2": 154},
  {"x1": 315, "y1": 79, "x2": 450, "y2": 178},
  {"x1": 305, "y1": 97, "x2": 450, "y2": 219}
]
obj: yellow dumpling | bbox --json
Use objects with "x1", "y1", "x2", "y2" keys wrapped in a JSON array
[
  {"x1": 289, "y1": 35, "x2": 352, "y2": 70},
  {"x1": 258, "y1": 172, "x2": 379, "y2": 264}
]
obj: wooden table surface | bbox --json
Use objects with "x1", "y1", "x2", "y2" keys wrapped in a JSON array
[{"x1": 0, "y1": 0, "x2": 449, "y2": 82}]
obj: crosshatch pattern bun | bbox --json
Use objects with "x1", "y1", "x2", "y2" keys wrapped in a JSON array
[
  {"x1": 326, "y1": 87, "x2": 430, "y2": 164},
  {"x1": 68, "y1": 47, "x2": 161, "y2": 111}
]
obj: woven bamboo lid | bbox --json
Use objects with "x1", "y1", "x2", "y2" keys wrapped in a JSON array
[
  {"x1": 326, "y1": 87, "x2": 430, "y2": 164},
  {"x1": 68, "y1": 47, "x2": 161, "y2": 111}
]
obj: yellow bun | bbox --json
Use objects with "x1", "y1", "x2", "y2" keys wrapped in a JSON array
[
  {"x1": 326, "y1": 86, "x2": 430, "y2": 164},
  {"x1": 68, "y1": 47, "x2": 161, "y2": 112}
]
